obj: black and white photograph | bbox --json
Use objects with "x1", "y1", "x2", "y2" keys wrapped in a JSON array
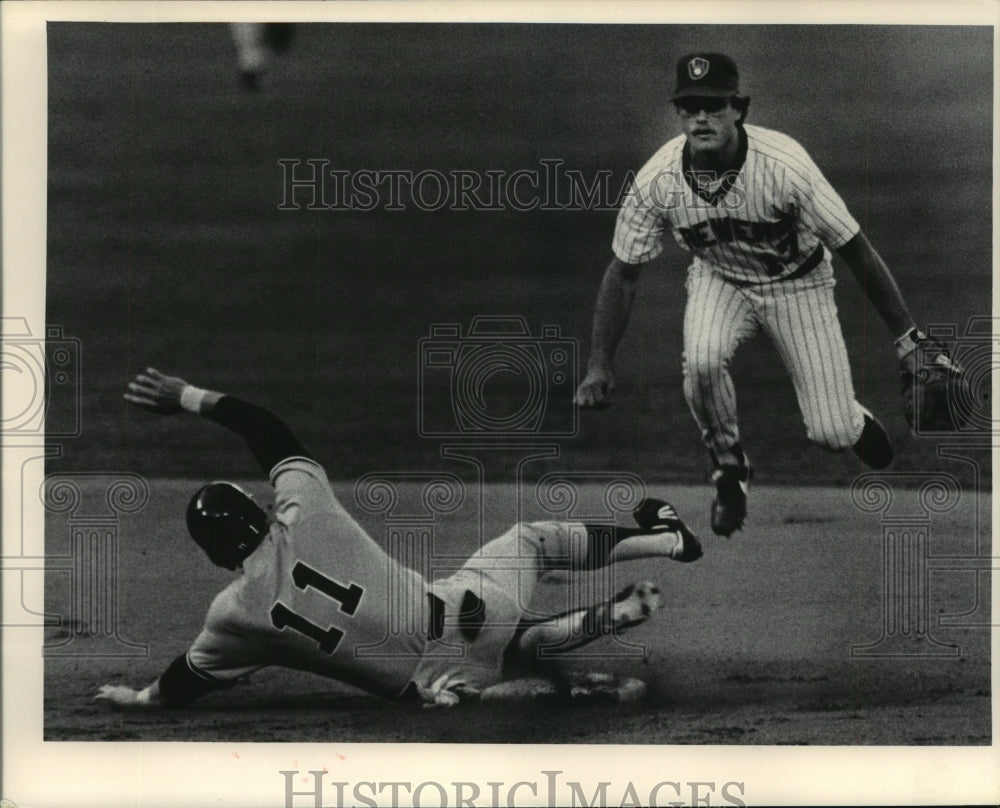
[{"x1": 3, "y1": 1, "x2": 997, "y2": 806}]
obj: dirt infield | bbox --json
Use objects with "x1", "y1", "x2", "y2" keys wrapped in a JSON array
[{"x1": 44, "y1": 478, "x2": 989, "y2": 745}]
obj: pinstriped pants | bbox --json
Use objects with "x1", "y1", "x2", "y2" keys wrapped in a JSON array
[{"x1": 681, "y1": 261, "x2": 866, "y2": 461}]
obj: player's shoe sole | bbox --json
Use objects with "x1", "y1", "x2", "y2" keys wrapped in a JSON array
[
  {"x1": 609, "y1": 580, "x2": 662, "y2": 630},
  {"x1": 853, "y1": 407, "x2": 893, "y2": 469},
  {"x1": 711, "y1": 459, "x2": 752, "y2": 537},
  {"x1": 514, "y1": 578, "x2": 663, "y2": 659},
  {"x1": 632, "y1": 498, "x2": 704, "y2": 562}
]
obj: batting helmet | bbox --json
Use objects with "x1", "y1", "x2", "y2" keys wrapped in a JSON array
[{"x1": 186, "y1": 482, "x2": 269, "y2": 569}]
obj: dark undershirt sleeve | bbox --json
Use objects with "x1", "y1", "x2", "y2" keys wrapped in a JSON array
[
  {"x1": 157, "y1": 652, "x2": 237, "y2": 707},
  {"x1": 204, "y1": 395, "x2": 312, "y2": 474}
]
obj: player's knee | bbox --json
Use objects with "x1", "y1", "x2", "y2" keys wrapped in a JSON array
[{"x1": 683, "y1": 351, "x2": 729, "y2": 382}]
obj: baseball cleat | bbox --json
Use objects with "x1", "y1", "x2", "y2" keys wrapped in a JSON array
[
  {"x1": 610, "y1": 580, "x2": 663, "y2": 630},
  {"x1": 710, "y1": 458, "x2": 752, "y2": 536},
  {"x1": 853, "y1": 407, "x2": 893, "y2": 470},
  {"x1": 513, "y1": 579, "x2": 663, "y2": 660},
  {"x1": 633, "y1": 498, "x2": 703, "y2": 562}
]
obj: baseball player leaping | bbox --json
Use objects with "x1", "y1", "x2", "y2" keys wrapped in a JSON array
[
  {"x1": 576, "y1": 52, "x2": 929, "y2": 537},
  {"x1": 96, "y1": 369, "x2": 701, "y2": 710}
]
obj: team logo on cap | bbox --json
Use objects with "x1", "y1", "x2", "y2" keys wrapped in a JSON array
[{"x1": 688, "y1": 57, "x2": 710, "y2": 80}]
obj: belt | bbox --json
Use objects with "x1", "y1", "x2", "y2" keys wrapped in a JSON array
[
  {"x1": 426, "y1": 589, "x2": 485, "y2": 642},
  {"x1": 395, "y1": 590, "x2": 488, "y2": 704},
  {"x1": 729, "y1": 242, "x2": 824, "y2": 287}
]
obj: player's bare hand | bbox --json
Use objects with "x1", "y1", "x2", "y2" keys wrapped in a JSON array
[
  {"x1": 123, "y1": 367, "x2": 188, "y2": 414},
  {"x1": 95, "y1": 684, "x2": 148, "y2": 708},
  {"x1": 574, "y1": 367, "x2": 615, "y2": 409}
]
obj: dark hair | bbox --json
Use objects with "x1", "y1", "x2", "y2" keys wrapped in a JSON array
[{"x1": 733, "y1": 95, "x2": 751, "y2": 125}]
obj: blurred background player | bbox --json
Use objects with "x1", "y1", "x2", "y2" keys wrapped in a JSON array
[
  {"x1": 229, "y1": 22, "x2": 295, "y2": 91},
  {"x1": 575, "y1": 52, "x2": 933, "y2": 537},
  {"x1": 96, "y1": 368, "x2": 701, "y2": 709}
]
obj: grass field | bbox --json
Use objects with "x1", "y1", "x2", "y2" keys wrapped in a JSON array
[{"x1": 40, "y1": 22, "x2": 992, "y2": 750}]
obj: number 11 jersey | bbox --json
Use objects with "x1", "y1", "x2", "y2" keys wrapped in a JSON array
[{"x1": 186, "y1": 457, "x2": 429, "y2": 700}]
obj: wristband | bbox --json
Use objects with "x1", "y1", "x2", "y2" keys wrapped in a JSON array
[
  {"x1": 894, "y1": 327, "x2": 925, "y2": 359},
  {"x1": 180, "y1": 385, "x2": 209, "y2": 414}
]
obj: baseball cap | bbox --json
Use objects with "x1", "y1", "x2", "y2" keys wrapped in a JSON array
[{"x1": 670, "y1": 52, "x2": 742, "y2": 101}]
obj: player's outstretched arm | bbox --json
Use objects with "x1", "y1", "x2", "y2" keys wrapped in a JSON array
[
  {"x1": 574, "y1": 256, "x2": 646, "y2": 409},
  {"x1": 96, "y1": 652, "x2": 235, "y2": 709},
  {"x1": 836, "y1": 232, "x2": 916, "y2": 343},
  {"x1": 125, "y1": 367, "x2": 312, "y2": 473}
]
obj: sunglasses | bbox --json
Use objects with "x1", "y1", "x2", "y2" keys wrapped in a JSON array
[{"x1": 674, "y1": 97, "x2": 731, "y2": 115}]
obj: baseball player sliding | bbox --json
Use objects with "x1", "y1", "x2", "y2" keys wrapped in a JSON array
[
  {"x1": 576, "y1": 52, "x2": 934, "y2": 537},
  {"x1": 96, "y1": 369, "x2": 701, "y2": 709}
]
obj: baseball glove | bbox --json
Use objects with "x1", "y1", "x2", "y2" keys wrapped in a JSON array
[{"x1": 899, "y1": 331, "x2": 968, "y2": 433}]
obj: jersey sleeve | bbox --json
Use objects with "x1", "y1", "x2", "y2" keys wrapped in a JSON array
[
  {"x1": 156, "y1": 651, "x2": 240, "y2": 706},
  {"x1": 611, "y1": 143, "x2": 681, "y2": 264},
  {"x1": 786, "y1": 144, "x2": 860, "y2": 249},
  {"x1": 186, "y1": 628, "x2": 266, "y2": 683},
  {"x1": 269, "y1": 456, "x2": 336, "y2": 531},
  {"x1": 185, "y1": 583, "x2": 268, "y2": 684},
  {"x1": 205, "y1": 396, "x2": 312, "y2": 475}
]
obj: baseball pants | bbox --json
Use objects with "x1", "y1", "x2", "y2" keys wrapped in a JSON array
[
  {"x1": 682, "y1": 260, "x2": 866, "y2": 464},
  {"x1": 414, "y1": 520, "x2": 674, "y2": 691}
]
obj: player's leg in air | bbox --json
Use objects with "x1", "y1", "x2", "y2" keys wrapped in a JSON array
[
  {"x1": 762, "y1": 280, "x2": 893, "y2": 471},
  {"x1": 480, "y1": 499, "x2": 696, "y2": 702},
  {"x1": 682, "y1": 265, "x2": 757, "y2": 537},
  {"x1": 413, "y1": 497, "x2": 700, "y2": 704}
]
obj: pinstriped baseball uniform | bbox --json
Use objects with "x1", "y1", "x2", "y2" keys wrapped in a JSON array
[{"x1": 613, "y1": 123, "x2": 867, "y2": 456}]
